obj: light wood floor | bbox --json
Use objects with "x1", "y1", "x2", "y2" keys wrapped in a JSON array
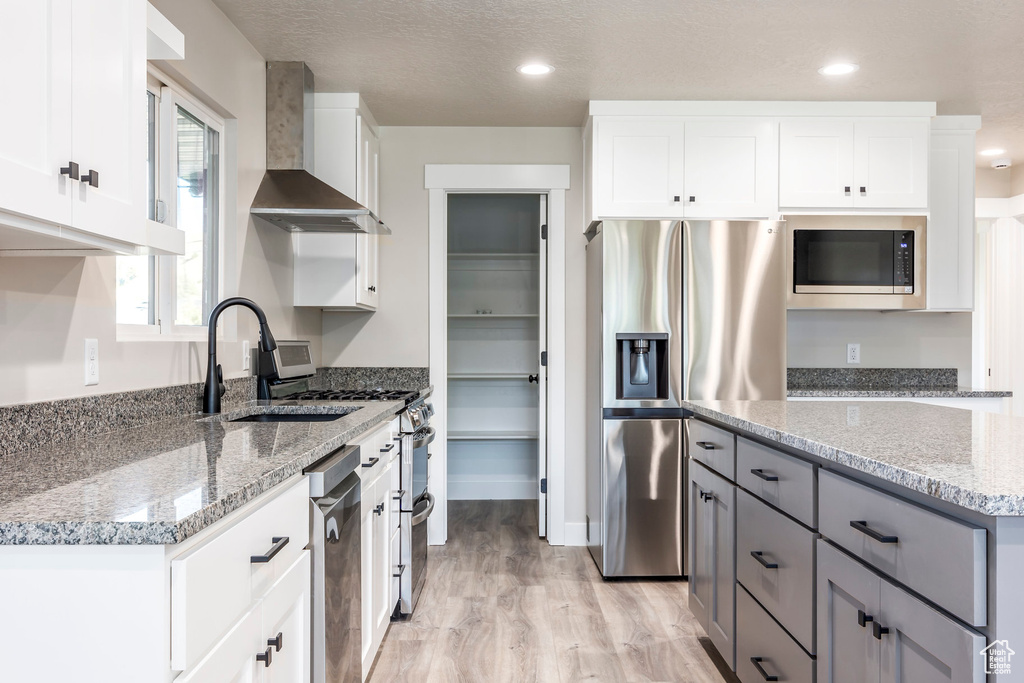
[{"x1": 369, "y1": 500, "x2": 738, "y2": 683}]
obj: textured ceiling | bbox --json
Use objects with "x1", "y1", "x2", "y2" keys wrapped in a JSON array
[{"x1": 212, "y1": 0, "x2": 1024, "y2": 166}]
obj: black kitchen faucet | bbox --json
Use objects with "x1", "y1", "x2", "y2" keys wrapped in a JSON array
[{"x1": 203, "y1": 297, "x2": 277, "y2": 413}]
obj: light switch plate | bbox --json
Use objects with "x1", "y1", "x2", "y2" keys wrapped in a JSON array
[{"x1": 84, "y1": 338, "x2": 99, "y2": 385}]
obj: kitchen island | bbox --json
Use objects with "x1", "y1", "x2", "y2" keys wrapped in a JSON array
[{"x1": 683, "y1": 399, "x2": 1024, "y2": 683}]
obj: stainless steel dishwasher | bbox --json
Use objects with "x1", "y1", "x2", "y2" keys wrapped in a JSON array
[{"x1": 306, "y1": 445, "x2": 362, "y2": 683}]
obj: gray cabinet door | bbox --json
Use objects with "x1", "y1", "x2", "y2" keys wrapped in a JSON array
[
  {"x1": 688, "y1": 459, "x2": 712, "y2": 632},
  {"x1": 878, "y1": 579, "x2": 985, "y2": 683},
  {"x1": 691, "y1": 460, "x2": 736, "y2": 669},
  {"x1": 817, "y1": 540, "x2": 881, "y2": 683}
]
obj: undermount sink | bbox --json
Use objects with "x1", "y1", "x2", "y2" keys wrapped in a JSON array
[{"x1": 229, "y1": 411, "x2": 353, "y2": 423}]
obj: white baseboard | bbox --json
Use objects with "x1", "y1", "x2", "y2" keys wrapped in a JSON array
[
  {"x1": 447, "y1": 478, "x2": 536, "y2": 500},
  {"x1": 564, "y1": 522, "x2": 588, "y2": 546}
]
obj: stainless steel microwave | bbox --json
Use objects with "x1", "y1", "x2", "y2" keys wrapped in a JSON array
[{"x1": 786, "y1": 219, "x2": 926, "y2": 310}]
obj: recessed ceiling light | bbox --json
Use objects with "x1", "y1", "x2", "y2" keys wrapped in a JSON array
[
  {"x1": 980, "y1": 148, "x2": 1007, "y2": 157},
  {"x1": 516, "y1": 63, "x2": 554, "y2": 76},
  {"x1": 818, "y1": 63, "x2": 860, "y2": 76}
]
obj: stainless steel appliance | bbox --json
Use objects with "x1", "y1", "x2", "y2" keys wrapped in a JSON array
[
  {"x1": 395, "y1": 400, "x2": 435, "y2": 617},
  {"x1": 305, "y1": 445, "x2": 363, "y2": 683},
  {"x1": 585, "y1": 219, "x2": 786, "y2": 579},
  {"x1": 786, "y1": 218, "x2": 926, "y2": 310}
]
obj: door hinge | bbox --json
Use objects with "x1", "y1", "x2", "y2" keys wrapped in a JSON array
[
  {"x1": 541, "y1": 351, "x2": 547, "y2": 367},
  {"x1": 541, "y1": 224, "x2": 548, "y2": 240},
  {"x1": 540, "y1": 478, "x2": 547, "y2": 494}
]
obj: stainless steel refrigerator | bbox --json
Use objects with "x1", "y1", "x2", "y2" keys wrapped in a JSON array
[{"x1": 585, "y1": 219, "x2": 786, "y2": 578}]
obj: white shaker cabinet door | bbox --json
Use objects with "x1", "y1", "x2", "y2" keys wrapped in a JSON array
[
  {"x1": 594, "y1": 118, "x2": 685, "y2": 219},
  {"x1": 779, "y1": 119, "x2": 856, "y2": 208},
  {"x1": 853, "y1": 120, "x2": 929, "y2": 209},
  {"x1": 262, "y1": 551, "x2": 312, "y2": 683},
  {"x1": 175, "y1": 605, "x2": 263, "y2": 683},
  {"x1": 0, "y1": 0, "x2": 74, "y2": 228},
  {"x1": 69, "y1": 0, "x2": 147, "y2": 245},
  {"x1": 683, "y1": 118, "x2": 777, "y2": 219}
]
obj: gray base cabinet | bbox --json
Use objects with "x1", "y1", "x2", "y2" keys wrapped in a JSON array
[
  {"x1": 817, "y1": 540, "x2": 985, "y2": 683},
  {"x1": 736, "y1": 586, "x2": 815, "y2": 683},
  {"x1": 688, "y1": 460, "x2": 736, "y2": 669}
]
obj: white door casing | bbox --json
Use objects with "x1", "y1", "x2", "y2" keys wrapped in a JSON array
[
  {"x1": 538, "y1": 194, "x2": 548, "y2": 537},
  {"x1": 426, "y1": 164, "x2": 569, "y2": 546}
]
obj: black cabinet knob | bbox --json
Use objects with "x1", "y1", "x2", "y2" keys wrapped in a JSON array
[
  {"x1": 688, "y1": 196, "x2": 696, "y2": 203},
  {"x1": 268, "y1": 632, "x2": 283, "y2": 652},
  {"x1": 256, "y1": 646, "x2": 273, "y2": 667},
  {"x1": 60, "y1": 161, "x2": 79, "y2": 180},
  {"x1": 368, "y1": 285, "x2": 376, "y2": 292},
  {"x1": 528, "y1": 374, "x2": 539, "y2": 384},
  {"x1": 81, "y1": 169, "x2": 99, "y2": 188},
  {"x1": 860, "y1": 186, "x2": 867, "y2": 194},
  {"x1": 673, "y1": 195, "x2": 681, "y2": 202},
  {"x1": 844, "y1": 186, "x2": 851, "y2": 194},
  {"x1": 857, "y1": 609, "x2": 874, "y2": 627},
  {"x1": 374, "y1": 502, "x2": 384, "y2": 516},
  {"x1": 872, "y1": 621, "x2": 889, "y2": 639}
]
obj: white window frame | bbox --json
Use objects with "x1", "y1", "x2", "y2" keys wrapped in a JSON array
[{"x1": 117, "y1": 68, "x2": 230, "y2": 342}]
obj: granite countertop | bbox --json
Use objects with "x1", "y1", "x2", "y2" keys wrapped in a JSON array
[
  {"x1": 787, "y1": 386, "x2": 1012, "y2": 398},
  {"x1": 0, "y1": 395, "x2": 423, "y2": 546},
  {"x1": 685, "y1": 399, "x2": 1024, "y2": 516}
]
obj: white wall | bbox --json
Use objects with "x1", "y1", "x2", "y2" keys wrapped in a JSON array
[
  {"x1": 321, "y1": 126, "x2": 589, "y2": 532},
  {"x1": 787, "y1": 310, "x2": 974, "y2": 385},
  {"x1": 0, "y1": 0, "x2": 320, "y2": 407}
]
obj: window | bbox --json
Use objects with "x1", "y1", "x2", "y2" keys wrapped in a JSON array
[{"x1": 116, "y1": 72, "x2": 226, "y2": 339}]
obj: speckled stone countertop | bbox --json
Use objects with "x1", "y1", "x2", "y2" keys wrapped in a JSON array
[
  {"x1": 685, "y1": 400, "x2": 1024, "y2": 516},
  {"x1": 787, "y1": 387, "x2": 1012, "y2": 398},
  {"x1": 0, "y1": 397, "x2": 417, "y2": 545}
]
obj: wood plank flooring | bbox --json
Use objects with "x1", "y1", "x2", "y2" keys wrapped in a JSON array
[{"x1": 370, "y1": 500, "x2": 738, "y2": 683}]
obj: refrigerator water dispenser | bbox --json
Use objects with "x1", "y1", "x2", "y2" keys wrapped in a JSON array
[{"x1": 616, "y1": 332, "x2": 669, "y2": 400}]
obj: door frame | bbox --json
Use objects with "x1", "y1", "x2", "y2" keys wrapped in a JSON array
[{"x1": 426, "y1": 164, "x2": 570, "y2": 546}]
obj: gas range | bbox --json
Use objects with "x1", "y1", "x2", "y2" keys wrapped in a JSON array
[{"x1": 287, "y1": 389, "x2": 421, "y2": 404}]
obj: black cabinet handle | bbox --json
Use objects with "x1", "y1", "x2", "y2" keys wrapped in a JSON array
[
  {"x1": 393, "y1": 563, "x2": 406, "y2": 578},
  {"x1": 872, "y1": 621, "x2": 889, "y2": 639},
  {"x1": 60, "y1": 161, "x2": 79, "y2": 180},
  {"x1": 256, "y1": 646, "x2": 273, "y2": 667},
  {"x1": 362, "y1": 456, "x2": 380, "y2": 468},
  {"x1": 688, "y1": 195, "x2": 696, "y2": 203},
  {"x1": 860, "y1": 186, "x2": 867, "y2": 194},
  {"x1": 699, "y1": 490, "x2": 714, "y2": 503},
  {"x1": 673, "y1": 195, "x2": 681, "y2": 202},
  {"x1": 380, "y1": 442, "x2": 395, "y2": 453},
  {"x1": 750, "y1": 657, "x2": 779, "y2": 681},
  {"x1": 695, "y1": 441, "x2": 716, "y2": 451},
  {"x1": 81, "y1": 169, "x2": 99, "y2": 188},
  {"x1": 528, "y1": 374, "x2": 539, "y2": 384},
  {"x1": 374, "y1": 503, "x2": 384, "y2": 516},
  {"x1": 750, "y1": 468, "x2": 779, "y2": 482},
  {"x1": 750, "y1": 551, "x2": 778, "y2": 569},
  {"x1": 850, "y1": 520, "x2": 898, "y2": 544},
  {"x1": 267, "y1": 632, "x2": 283, "y2": 652},
  {"x1": 858, "y1": 609, "x2": 874, "y2": 627},
  {"x1": 251, "y1": 536, "x2": 289, "y2": 563},
  {"x1": 844, "y1": 186, "x2": 851, "y2": 194},
  {"x1": 393, "y1": 489, "x2": 406, "y2": 500},
  {"x1": 368, "y1": 285, "x2": 376, "y2": 292}
]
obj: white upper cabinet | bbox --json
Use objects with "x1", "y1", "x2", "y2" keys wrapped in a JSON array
[
  {"x1": 594, "y1": 118, "x2": 685, "y2": 219},
  {"x1": 780, "y1": 118, "x2": 929, "y2": 210},
  {"x1": 683, "y1": 118, "x2": 777, "y2": 218},
  {"x1": 0, "y1": 0, "x2": 149, "y2": 252},
  {"x1": 68, "y1": 0, "x2": 147, "y2": 244},
  {"x1": 927, "y1": 117, "x2": 980, "y2": 311},
  {"x1": 299, "y1": 95, "x2": 380, "y2": 310},
  {"x1": 0, "y1": 0, "x2": 73, "y2": 229},
  {"x1": 593, "y1": 117, "x2": 776, "y2": 220}
]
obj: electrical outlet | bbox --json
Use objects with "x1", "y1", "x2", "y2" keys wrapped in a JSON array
[
  {"x1": 847, "y1": 343, "x2": 861, "y2": 364},
  {"x1": 84, "y1": 339, "x2": 99, "y2": 385},
  {"x1": 242, "y1": 340, "x2": 251, "y2": 373}
]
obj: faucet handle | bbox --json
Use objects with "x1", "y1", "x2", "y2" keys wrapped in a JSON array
[{"x1": 217, "y1": 364, "x2": 226, "y2": 397}]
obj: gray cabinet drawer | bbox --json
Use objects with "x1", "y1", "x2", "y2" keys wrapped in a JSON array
[
  {"x1": 818, "y1": 470, "x2": 986, "y2": 627},
  {"x1": 737, "y1": 489, "x2": 817, "y2": 654},
  {"x1": 737, "y1": 586, "x2": 815, "y2": 683},
  {"x1": 737, "y1": 437, "x2": 817, "y2": 528},
  {"x1": 688, "y1": 419, "x2": 736, "y2": 481}
]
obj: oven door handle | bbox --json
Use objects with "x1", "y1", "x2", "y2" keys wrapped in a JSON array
[
  {"x1": 411, "y1": 427, "x2": 436, "y2": 450},
  {"x1": 411, "y1": 492, "x2": 435, "y2": 526}
]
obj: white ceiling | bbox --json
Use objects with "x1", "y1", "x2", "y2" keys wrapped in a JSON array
[{"x1": 212, "y1": 0, "x2": 1024, "y2": 167}]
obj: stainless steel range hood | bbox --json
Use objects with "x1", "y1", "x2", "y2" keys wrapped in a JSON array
[{"x1": 250, "y1": 62, "x2": 390, "y2": 235}]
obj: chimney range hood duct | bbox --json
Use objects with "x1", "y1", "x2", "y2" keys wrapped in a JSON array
[{"x1": 250, "y1": 62, "x2": 390, "y2": 235}]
